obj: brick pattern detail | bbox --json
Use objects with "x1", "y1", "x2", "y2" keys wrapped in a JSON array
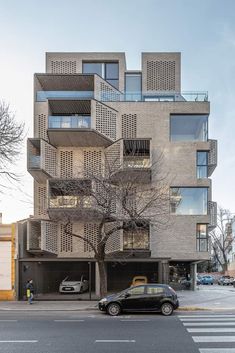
[
  {"x1": 44, "y1": 222, "x2": 58, "y2": 254},
  {"x1": 84, "y1": 150, "x2": 102, "y2": 177},
  {"x1": 37, "y1": 184, "x2": 47, "y2": 217},
  {"x1": 95, "y1": 102, "x2": 116, "y2": 140},
  {"x1": 51, "y1": 60, "x2": 77, "y2": 74},
  {"x1": 105, "y1": 222, "x2": 122, "y2": 254},
  {"x1": 147, "y1": 60, "x2": 176, "y2": 91},
  {"x1": 100, "y1": 81, "x2": 120, "y2": 101},
  {"x1": 60, "y1": 151, "x2": 73, "y2": 178},
  {"x1": 37, "y1": 114, "x2": 48, "y2": 140},
  {"x1": 105, "y1": 140, "x2": 121, "y2": 174},
  {"x1": 28, "y1": 222, "x2": 41, "y2": 250},
  {"x1": 44, "y1": 144, "x2": 57, "y2": 177},
  {"x1": 60, "y1": 224, "x2": 73, "y2": 252},
  {"x1": 84, "y1": 223, "x2": 98, "y2": 252},
  {"x1": 121, "y1": 114, "x2": 137, "y2": 138}
]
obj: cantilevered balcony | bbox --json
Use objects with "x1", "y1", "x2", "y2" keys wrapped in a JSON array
[
  {"x1": 27, "y1": 219, "x2": 58, "y2": 255},
  {"x1": 105, "y1": 222, "x2": 151, "y2": 258},
  {"x1": 106, "y1": 139, "x2": 152, "y2": 183},
  {"x1": 47, "y1": 179, "x2": 101, "y2": 222},
  {"x1": 208, "y1": 201, "x2": 217, "y2": 230},
  {"x1": 208, "y1": 139, "x2": 218, "y2": 177},
  {"x1": 27, "y1": 139, "x2": 57, "y2": 183}
]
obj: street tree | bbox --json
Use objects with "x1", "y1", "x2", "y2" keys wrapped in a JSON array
[
  {"x1": 0, "y1": 101, "x2": 25, "y2": 189},
  {"x1": 210, "y1": 206, "x2": 234, "y2": 273},
  {"x1": 58, "y1": 150, "x2": 170, "y2": 297}
]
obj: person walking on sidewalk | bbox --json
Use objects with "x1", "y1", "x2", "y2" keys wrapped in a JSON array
[{"x1": 26, "y1": 279, "x2": 34, "y2": 304}]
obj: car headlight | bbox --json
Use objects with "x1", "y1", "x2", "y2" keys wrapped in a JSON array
[{"x1": 99, "y1": 298, "x2": 108, "y2": 303}]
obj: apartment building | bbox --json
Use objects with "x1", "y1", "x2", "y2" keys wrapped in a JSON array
[{"x1": 20, "y1": 52, "x2": 217, "y2": 297}]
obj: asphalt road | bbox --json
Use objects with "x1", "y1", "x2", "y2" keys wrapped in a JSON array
[{"x1": 1, "y1": 311, "x2": 235, "y2": 353}]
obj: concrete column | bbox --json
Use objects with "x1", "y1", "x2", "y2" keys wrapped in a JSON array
[
  {"x1": 95, "y1": 262, "x2": 100, "y2": 297},
  {"x1": 190, "y1": 262, "x2": 197, "y2": 291},
  {"x1": 158, "y1": 260, "x2": 169, "y2": 284}
]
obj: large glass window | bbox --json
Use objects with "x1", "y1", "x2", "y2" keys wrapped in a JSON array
[
  {"x1": 82, "y1": 62, "x2": 119, "y2": 88},
  {"x1": 123, "y1": 230, "x2": 149, "y2": 250},
  {"x1": 196, "y1": 224, "x2": 208, "y2": 251},
  {"x1": 125, "y1": 73, "x2": 142, "y2": 101},
  {"x1": 170, "y1": 187, "x2": 208, "y2": 215},
  {"x1": 197, "y1": 151, "x2": 208, "y2": 178},
  {"x1": 170, "y1": 115, "x2": 208, "y2": 141}
]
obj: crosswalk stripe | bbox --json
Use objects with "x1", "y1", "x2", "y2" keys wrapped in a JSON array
[
  {"x1": 178, "y1": 315, "x2": 235, "y2": 318},
  {"x1": 184, "y1": 322, "x2": 235, "y2": 326},
  {"x1": 187, "y1": 328, "x2": 235, "y2": 332},
  {"x1": 199, "y1": 348, "x2": 235, "y2": 353},
  {"x1": 193, "y1": 336, "x2": 235, "y2": 343},
  {"x1": 180, "y1": 318, "x2": 235, "y2": 321}
]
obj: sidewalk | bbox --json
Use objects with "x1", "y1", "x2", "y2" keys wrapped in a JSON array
[{"x1": 0, "y1": 285, "x2": 234, "y2": 311}]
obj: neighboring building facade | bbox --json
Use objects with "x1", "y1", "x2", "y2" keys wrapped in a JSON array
[
  {"x1": 0, "y1": 214, "x2": 16, "y2": 300},
  {"x1": 20, "y1": 52, "x2": 217, "y2": 297}
]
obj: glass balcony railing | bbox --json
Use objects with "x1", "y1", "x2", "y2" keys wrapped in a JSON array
[
  {"x1": 36, "y1": 91, "x2": 94, "y2": 102},
  {"x1": 29, "y1": 155, "x2": 41, "y2": 169},
  {"x1": 49, "y1": 195, "x2": 93, "y2": 209},
  {"x1": 99, "y1": 91, "x2": 209, "y2": 102},
  {"x1": 123, "y1": 158, "x2": 151, "y2": 169},
  {"x1": 48, "y1": 116, "x2": 91, "y2": 129}
]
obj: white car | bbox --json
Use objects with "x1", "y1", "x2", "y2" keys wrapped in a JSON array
[{"x1": 59, "y1": 275, "x2": 89, "y2": 294}]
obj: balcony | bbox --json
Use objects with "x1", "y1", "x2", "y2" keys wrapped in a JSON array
[
  {"x1": 47, "y1": 179, "x2": 102, "y2": 222},
  {"x1": 105, "y1": 222, "x2": 151, "y2": 258},
  {"x1": 208, "y1": 201, "x2": 217, "y2": 230},
  {"x1": 106, "y1": 139, "x2": 152, "y2": 183},
  {"x1": 27, "y1": 139, "x2": 57, "y2": 183},
  {"x1": 208, "y1": 139, "x2": 218, "y2": 176},
  {"x1": 27, "y1": 219, "x2": 58, "y2": 255}
]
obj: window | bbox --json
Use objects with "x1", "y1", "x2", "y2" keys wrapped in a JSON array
[
  {"x1": 146, "y1": 286, "x2": 164, "y2": 294},
  {"x1": 123, "y1": 230, "x2": 149, "y2": 249},
  {"x1": 170, "y1": 115, "x2": 208, "y2": 141},
  {"x1": 125, "y1": 73, "x2": 142, "y2": 101},
  {"x1": 197, "y1": 224, "x2": 208, "y2": 251},
  {"x1": 170, "y1": 187, "x2": 208, "y2": 215},
  {"x1": 197, "y1": 151, "x2": 208, "y2": 178},
  {"x1": 83, "y1": 62, "x2": 119, "y2": 88},
  {"x1": 127, "y1": 286, "x2": 145, "y2": 295}
]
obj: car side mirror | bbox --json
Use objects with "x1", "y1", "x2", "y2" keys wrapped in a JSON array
[{"x1": 124, "y1": 292, "x2": 130, "y2": 298}]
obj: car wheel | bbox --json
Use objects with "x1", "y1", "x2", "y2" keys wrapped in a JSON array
[
  {"x1": 211, "y1": 283, "x2": 213, "y2": 285},
  {"x1": 107, "y1": 303, "x2": 121, "y2": 316},
  {"x1": 161, "y1": 302, "x2": 174, "y2": 316}
]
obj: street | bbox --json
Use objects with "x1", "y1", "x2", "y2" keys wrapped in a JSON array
[{"x1": 1, "y1": 310, "x2": 235, "y2": 353}]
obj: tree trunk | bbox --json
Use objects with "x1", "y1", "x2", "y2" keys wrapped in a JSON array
[
  {"x1": 222, "y1": 262, "x2": 228, "y2": 274},
  {"x1": 97, "y1": 259, "x2": 107, "y2": 298}
]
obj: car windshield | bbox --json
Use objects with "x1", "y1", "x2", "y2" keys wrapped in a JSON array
[{"x1": 63, "y1": 277, "x2": 81, "y2": 282}]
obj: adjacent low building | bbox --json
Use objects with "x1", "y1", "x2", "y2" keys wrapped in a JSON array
[
  {"x1": 18, "y1": 51, "x2": 217, "y2": 298},
  {"x1": 0, "y1": 214, "x2": 16, "y2": 300}
]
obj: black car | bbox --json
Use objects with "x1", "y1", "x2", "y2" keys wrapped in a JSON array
[{"x1": 98, "y1": 284, "x2": 179, "y2": 316}]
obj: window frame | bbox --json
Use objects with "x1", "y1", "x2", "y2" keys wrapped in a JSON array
[
  {"x1": 196, "y1": 224, "x2": 208, "y2": 252},
  {"x1": 197, "y1": 151, "x2": 208, "y2": 178},
  {"x1": 170, "y1": 114, "x2": 208, "y2": 142},
  {"x1": 170, "y1": 187, "x2": 208, "y2": 215}
]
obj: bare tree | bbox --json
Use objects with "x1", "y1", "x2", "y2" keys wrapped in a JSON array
[
  {"x1": 210, "y1": 207, "x2": 234, "y2": 273},
  {"x1": 0, "y1": 101, "x2": 25, "y2": 188},
  {"x1": 54, "y1": 147, "x2": 170, "y2": 298}
]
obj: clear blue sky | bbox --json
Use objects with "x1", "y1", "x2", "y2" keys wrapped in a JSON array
[{"x1": 0, "y1": 0, "x2": 235, "y2": 223}]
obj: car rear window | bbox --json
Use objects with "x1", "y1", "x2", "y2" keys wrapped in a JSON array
[{"x1": 146, "y1": 286, "x2": 164, "y2": 294}]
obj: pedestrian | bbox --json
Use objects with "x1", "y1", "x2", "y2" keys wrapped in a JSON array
[{"x1": 26, "y1": 279, "x2": 34, "y2": 304}]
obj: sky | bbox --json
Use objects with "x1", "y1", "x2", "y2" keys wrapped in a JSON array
[{"x1": 0, "y1": 0, "x2": 235, "y2": 224}]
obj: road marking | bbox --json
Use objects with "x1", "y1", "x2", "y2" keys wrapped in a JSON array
[
  {"x1": 187, "y1": 328, "x2": 235, "y2": 332},
  {"x1": 0, "y1": 320, "x2": 18, "y2": 322},
  {"x1": 95, "y1": 340, "x2": 135, "y2": 343},
  {"x1": 178, "y1": 315, "x2": 235, "y2": 318},
  {"x1": 120, "y1": 319, "x2": 150, "y2": 322},
  {"x1": 193, "y1": 336, "x2": 235, "y2": 343},
  {"x1": 184, "y1": 322, "x2": 235, "y2": 326},
  {"x1": 54, "y1": 320, "x2": 85, "y2": 322},
  {"x1": 0, "y1": 340, "x2": 38, "y2": 343},
  {"x1": 199, "y1": 349, "x2": 235, "y2": 353},
  {"x1": 180, "y1": 318, "x2": 235, "y2": 321}
]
